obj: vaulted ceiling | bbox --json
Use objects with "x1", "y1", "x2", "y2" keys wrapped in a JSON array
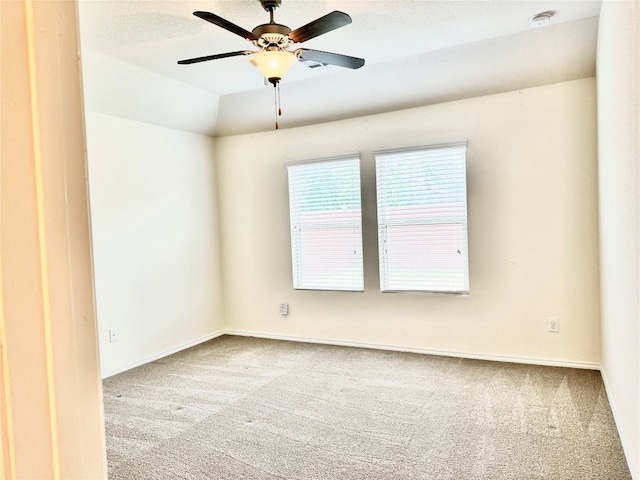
[{"x1": 77, "y1": 0, "x2": 601, "y2": 137}]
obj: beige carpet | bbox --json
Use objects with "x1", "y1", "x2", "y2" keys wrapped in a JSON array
[{"x1": 103, "y1": 335, "x2": 631, "y2": 479}]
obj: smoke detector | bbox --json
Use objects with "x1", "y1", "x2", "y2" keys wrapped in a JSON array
[{"x1": 529, "y1": 12, "x2": 553, "y2": 28}]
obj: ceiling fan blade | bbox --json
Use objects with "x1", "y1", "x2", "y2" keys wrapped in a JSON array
[
  {"x1": 193, "y1": 11, "x2": 259, "y2": 41},
  {"x1": 178, "y1": 50, "x2": 252, "y2": 65},
  {"x1": 289, "y1": 11, "x2": 351, "y2": 43},
  {"x1": 297, "y1": 48, "x2": 365, "y2": 69}
]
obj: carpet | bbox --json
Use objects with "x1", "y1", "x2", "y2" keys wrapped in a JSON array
[{"x1": 103, "y1": 335, "x2": 631, "y2": 479}]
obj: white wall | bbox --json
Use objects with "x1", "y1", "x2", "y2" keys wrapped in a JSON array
[
  {"x1": 216, "y1": 78, "x2": 601, "y2": 367},
  {"x1": 85, "y1": 112, "x2": 225, "y2": 377},
  {"x1": 597, "y1": 1, "x2": 640, "y2": 477}
]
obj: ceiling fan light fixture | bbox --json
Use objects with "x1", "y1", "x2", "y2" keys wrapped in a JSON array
[
  {"x1": 250, "y1": 49, "x2": 296, "y2": 83},
  {"x1": 178, "y1": 2, "x2": 365, "y2": 129}
]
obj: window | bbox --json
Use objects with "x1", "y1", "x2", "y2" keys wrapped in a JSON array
[
  {"x1": 286, "y1": 155, "x2": 364, "y2": 291},
  {"x1": 375, "y1": 143, "x2": 469, "y2": 294}
]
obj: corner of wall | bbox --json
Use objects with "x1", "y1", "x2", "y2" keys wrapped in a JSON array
[{"x1": 596, "y1": 0, "x2": 640, "y2": 477}]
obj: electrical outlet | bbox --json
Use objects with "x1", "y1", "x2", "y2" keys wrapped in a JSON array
[
  {"x1": 109, "y1": 329, "x2": 118, "y2": 343},
  {"x1": 548, "y1": 317, "x2": 559, "y2": 333},
  {"x1": 279, "y1": 303, "x2": 289, "y2": 316}
]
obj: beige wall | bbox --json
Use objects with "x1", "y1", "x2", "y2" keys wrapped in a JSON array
[
  {"x1": 597, "y1": 0, "x2": 640, "y2": 477},
  {"x1": 216, "y1": 78, "x2": 601, "y2": 367},
  {"x1": 1, "y1": 1, "x2": 106, "y2": 478},
  {"x1": 84, "y1": 112, "x2": 225, "y2": 378}
]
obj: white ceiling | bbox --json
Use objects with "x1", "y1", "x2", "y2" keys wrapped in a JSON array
[{"x1": 77, "y1": 0, "x2": 602, "y2": 137}]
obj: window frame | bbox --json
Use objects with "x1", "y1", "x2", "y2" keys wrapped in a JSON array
[
  {"x1": 286, "y1": 154, "x2": 365, "y2": 292},
  {"x1": 374, "y1": 142, "x2": 470, "y2": 295}
]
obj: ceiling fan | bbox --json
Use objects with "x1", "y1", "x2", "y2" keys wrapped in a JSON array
[{"x1": 177, "y1": 0, "x2": 365, "y2": 86}]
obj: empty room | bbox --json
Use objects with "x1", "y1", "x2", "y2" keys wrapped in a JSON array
[{"x1": 1, "y1": 0, "x2": 638, "y2": 479}]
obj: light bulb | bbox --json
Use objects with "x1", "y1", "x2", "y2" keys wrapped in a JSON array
[{"x1": 250, "y1": 50, "x2": 296, "y2": 83}]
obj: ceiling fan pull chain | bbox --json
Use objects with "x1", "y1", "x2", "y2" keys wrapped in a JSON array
[
  {"x1": 272, "y1": 80, "x2": 283, "y2": 130},
  {"x1": 273, "y1": 81, "x2": 279, "y2": 129},
  {"x1": 277, "y1": 81, "x2": 282, "y2": 117}
]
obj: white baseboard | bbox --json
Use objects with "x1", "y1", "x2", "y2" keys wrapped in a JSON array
[
  {"x1": 102, "y1": 327, "x2": 601, "y2": 377},
  {"x1": 600, "y1": 367, "x2": 638, "y2": 479},
  {"x1": 101, "y1": 330, "x2": 225, "y2": 379},
  {"x1": 224, "y1": 329, "x2": 601, "y2": 370}
]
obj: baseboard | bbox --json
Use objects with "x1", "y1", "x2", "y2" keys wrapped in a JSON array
[
  {"x1": 101, "y1": 330, "x2": 226, "y2": 379},
  {"x1": 224, "y1": 329, "x2": 601, "y2": 370},
  {"x1": 101, "y1": 327, "x2": 601, "y2": 377},
  {"x1": 600, "y1": 367, "x2": 638, "y2": 479}
]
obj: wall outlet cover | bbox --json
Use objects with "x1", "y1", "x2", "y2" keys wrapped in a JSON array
[{"x1": 109, "y1": 329, "x2": 118, "y2": 343}]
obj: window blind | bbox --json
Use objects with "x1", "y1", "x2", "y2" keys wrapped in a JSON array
[
  {"x1": 375, "y1": 143, "x2": 469, "y2": 294},
  {"x1": 287, "y1": 156, "x2": 364, "y2": 291}
]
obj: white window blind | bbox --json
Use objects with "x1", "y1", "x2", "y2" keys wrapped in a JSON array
[
  {"x1": 287, "y1": 156, "x2": 364, "y2": 291},
  {"x1": 375, "y1": 143, "x2": 469, "y2": 294}
]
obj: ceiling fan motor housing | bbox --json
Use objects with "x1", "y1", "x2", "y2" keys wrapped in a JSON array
[
  {"x1": 253, "y1": 24, "x2": 292, "y2": 50},
  {"x1": 252, "y1": 23, "x2": 291, "y2": 37}
]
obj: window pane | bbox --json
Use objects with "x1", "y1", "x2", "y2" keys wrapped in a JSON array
[
  {"x1": 376, "y1": 144, "x2": 469, "y2": 293},
  {"x1": 287, "y1": 157, "x2": 364, "y2": 291}
]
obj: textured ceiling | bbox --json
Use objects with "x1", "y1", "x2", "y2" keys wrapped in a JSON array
[{"x1": 77, "y1": 0, "x2": 602, "y2": 136}]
